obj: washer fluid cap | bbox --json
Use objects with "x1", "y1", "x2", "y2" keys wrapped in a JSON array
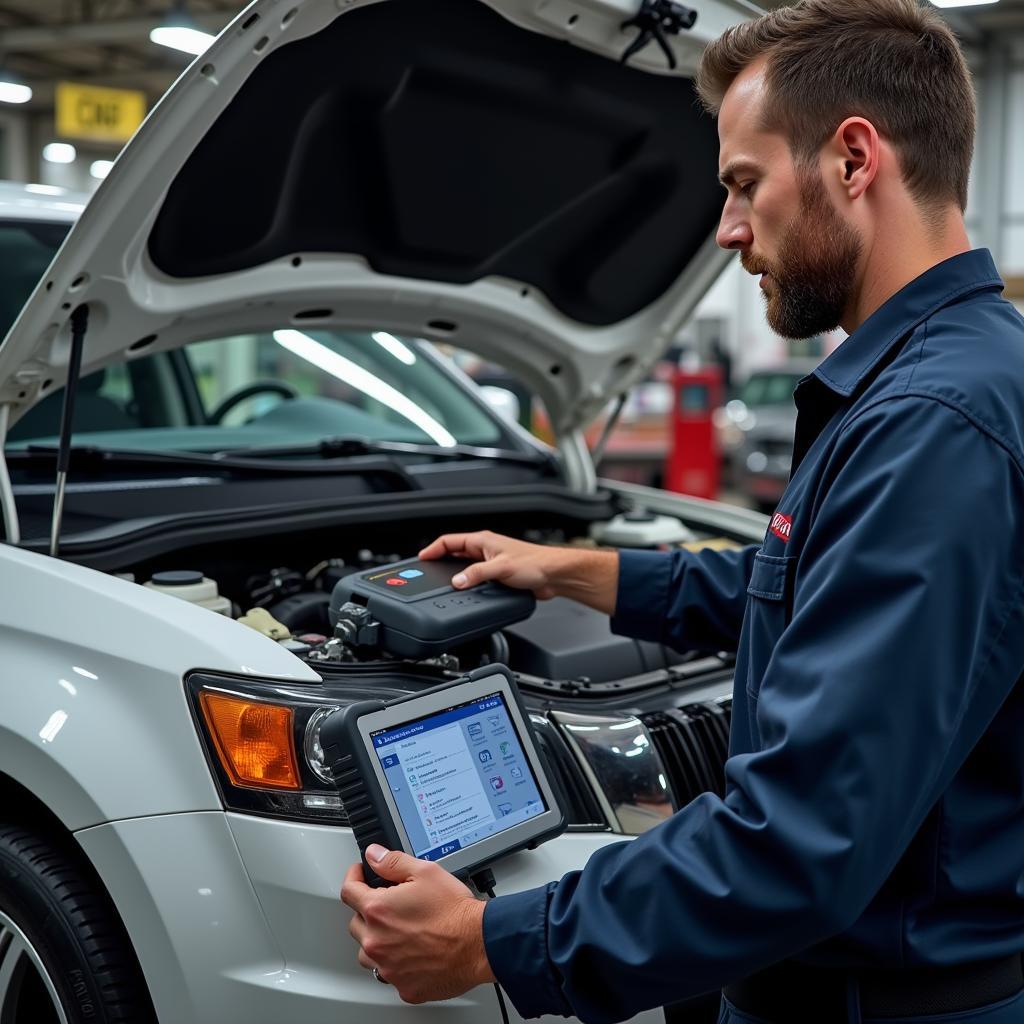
[
  {"x1": 144, "y1": 572, "x2": 232, "y2": 616},
  {"x1": 590, "y1": 512, "x2": 696, "y2": 548},
  {"x1": 151, "y1": 570, "x2": 204, "y2": 587}
]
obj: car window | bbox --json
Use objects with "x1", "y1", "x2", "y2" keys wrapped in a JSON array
[
  {"x1": 7, "y1": 329, "x2": 505, "y2": 450},
  {"x1": 0, "y1": 219, "x2": 70, "y2": 341},
  {"x1": 740, "y1": 372, "x2": 803, "y2": 407},
  {"x1": 187, "y1": 329, "x2": 504, "y2": 446}
]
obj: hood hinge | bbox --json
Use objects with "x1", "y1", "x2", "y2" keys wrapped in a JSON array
[
  {"x1": 558, "y1": 428, "x2": 597, "y2": 494},
  {"x1": 620, "y1": 0, "x2": 698, "y2": 70},
  {"x1": 0, "y1": 403, "x2": 20, "y2": 546}
]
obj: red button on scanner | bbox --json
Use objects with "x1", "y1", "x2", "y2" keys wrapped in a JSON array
[{"x1": 386, "y1": 577, "x2": 407, "y2": 586}]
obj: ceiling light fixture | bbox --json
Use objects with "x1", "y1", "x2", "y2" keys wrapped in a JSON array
[
  {"x1": 42, "y1": 143, "x2": 76, "y2": 164},
  {"x1": 930, "y1": 0, "x2": 999, "y2": 8},
  {"x1": 150, "y1": 3, "x2": 215, "y2": 55},
  {"x1": 0, "y1": 65, "x2": 32, "y2": 105}
]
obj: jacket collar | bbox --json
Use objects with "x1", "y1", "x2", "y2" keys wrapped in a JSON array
[{"x1": 812, "y1": 249, "x2": 1004, "y2": 399}]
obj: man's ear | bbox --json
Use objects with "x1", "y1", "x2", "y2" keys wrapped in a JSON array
[{"x1": 826, "y1": 117, "x2": 880, "y2": 202}]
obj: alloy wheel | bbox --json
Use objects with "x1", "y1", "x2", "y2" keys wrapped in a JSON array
[{"x1": 0, "y1": 909, "x2": 68, "y2": 1024}]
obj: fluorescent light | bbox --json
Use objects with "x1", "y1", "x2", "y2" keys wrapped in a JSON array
[
  {"x1": 42, "y1": 143, "x2": 76, "y2": 164},
  {"x1": 0, "y1": 81, "x2": 31, "y2": 104},
  {"x1": 930, "y1": 0, "x2": 998, "y2": 7},
  {"x1": 149, "y1": 25, "x2": 215, "y2": 55},
  {"x1": 90, "y1": 160, "x2": 114, "y2": 180},
  {"x1": 371, "y1": 331, "x2": 417, "y2": 366},
  {"x1": 272, "y1": 329, "x2": 457, "y2": 447}
]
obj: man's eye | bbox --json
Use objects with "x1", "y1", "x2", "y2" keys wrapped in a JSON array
[{"x1": 740, "y1": 182, "x2": 756, "y2": 198}]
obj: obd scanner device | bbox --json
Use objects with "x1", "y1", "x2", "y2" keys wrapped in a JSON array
[
  {"x1": 319, "y1": 665, "x2": 565, "y2": 888},
  {"x1": 329, "y1": 557, "x2": 536, "y2": 659}
]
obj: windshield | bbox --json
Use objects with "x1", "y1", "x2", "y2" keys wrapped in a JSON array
[
  {"x1": 0, "y1": 218, "x2": 70, "y2": 342},
  {"x1": 6, "y1": 329, "x2": 507, "y2": 452},
  {"x1": 739, "y1": 372, "x2": 805, "y2": 408}
]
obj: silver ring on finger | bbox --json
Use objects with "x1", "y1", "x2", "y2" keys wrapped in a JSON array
[{"x1": 372, "y1": 966, "x2": 390, "y2": 985}]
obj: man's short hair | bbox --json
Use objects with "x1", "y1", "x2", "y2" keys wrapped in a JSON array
[{"x1": 696, "y1": 0, "x2": 975, "y2": 212}]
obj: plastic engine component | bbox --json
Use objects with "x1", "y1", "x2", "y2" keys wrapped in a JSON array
[{"x1": 501, "y1": 598, "x2": 684, "y2": 682}]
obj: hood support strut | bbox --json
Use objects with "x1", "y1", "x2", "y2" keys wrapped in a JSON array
[{"x1": 49, "y1": 304, "x2": 89, "y2": 558}]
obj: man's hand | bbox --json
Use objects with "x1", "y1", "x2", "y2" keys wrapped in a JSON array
[
  {"x1": 419, "y1": 530, "x2": 619, "y2": 614},
  {"x1": 341, "y1": 844, "x2": 496, "y2": 1003}
]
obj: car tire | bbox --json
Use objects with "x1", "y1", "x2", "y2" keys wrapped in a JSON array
[{"x1": 0, "y1": 823, "x2": 156, "y2": 1024}]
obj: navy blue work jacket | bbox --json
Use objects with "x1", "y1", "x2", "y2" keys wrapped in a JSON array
[{"x1": 483, "y1": 250, "x2": 1024, "y2": 1023}]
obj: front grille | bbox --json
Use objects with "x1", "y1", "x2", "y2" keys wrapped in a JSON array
[{"x1": 642, "y1": 700, "x2": 732, "y2": 809}]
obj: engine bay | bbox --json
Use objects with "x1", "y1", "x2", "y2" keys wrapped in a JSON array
[
  {"x1": 124, "y1": 515, "x2": 740, "y2": 699},
  {"x1": 123, "y1": 508, "x2": 743, "y2": 834}
]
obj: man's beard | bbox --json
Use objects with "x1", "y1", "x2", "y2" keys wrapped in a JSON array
[{"x1": 742, "y1": 170, "x2": 862, "y2": 339}]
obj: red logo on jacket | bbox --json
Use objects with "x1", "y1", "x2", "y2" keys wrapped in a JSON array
[{"x1": 770, "y1": 513, "x2": 792, "y2": 543}]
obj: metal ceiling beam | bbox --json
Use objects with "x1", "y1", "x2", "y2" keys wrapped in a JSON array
[{"x1": 0, "y1": 11, "x2": 227, "y2": 50}]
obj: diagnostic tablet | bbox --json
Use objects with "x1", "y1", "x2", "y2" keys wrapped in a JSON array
[{"x1": 320, "y1": 665, "x2": 565, "y2": 886}]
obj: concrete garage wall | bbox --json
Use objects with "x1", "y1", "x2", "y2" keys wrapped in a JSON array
[
  {"x1": 1003, "y1": 67, "x2": 1024, "y2": 274},
  {"x1": 970, "y1": 37, "x2": 1024, "y2": 276}
]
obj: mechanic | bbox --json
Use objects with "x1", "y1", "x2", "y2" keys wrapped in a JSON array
[{"x1": 340, "y1": 1, "x2": 1024, "y2": 1021}]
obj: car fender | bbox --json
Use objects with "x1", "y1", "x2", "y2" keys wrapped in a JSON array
[{"x1": 0, "y1": 543, "x2": 320, "y2": 830}]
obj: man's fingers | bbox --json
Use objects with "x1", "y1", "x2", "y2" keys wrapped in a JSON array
[
  {"x1": 452, "y1": 556, "x2": 508, "y2": 589},
  {"x1": 365, "y1": 844, "x2": 428, "y2": 883},
  {"x1": 418, "y1": 534, "x2": 472, "y2": 560},
  {"x1": 357, "y1": 948, "x2": 378, "y2": 972},
  {"x1": 341, "y1": 861, "x2": 372, "y2": 915},
  {"x1": 348, "y1": 911, "x2": 367, "y2": 947}
]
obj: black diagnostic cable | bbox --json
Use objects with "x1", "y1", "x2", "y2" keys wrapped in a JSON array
[{"x1": 471, "y1": 867, "x2": 510, "y2": 1024}]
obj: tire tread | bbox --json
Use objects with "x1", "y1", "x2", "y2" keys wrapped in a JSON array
[{"x1": 0, "y1": 823, "x2": 155, "y2": 1024}]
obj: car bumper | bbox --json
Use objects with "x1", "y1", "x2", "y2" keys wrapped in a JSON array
[{"x1": 77, "y1": 810, "x2": 664, "y2": 1024}]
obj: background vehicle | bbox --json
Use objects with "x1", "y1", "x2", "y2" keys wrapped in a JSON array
[
  {"x1": 714, "y1": 363, "x2": 815, "y2": 512},
  {"x1": 0, "y1": 0, "x2": 764, "y2": 1020}
]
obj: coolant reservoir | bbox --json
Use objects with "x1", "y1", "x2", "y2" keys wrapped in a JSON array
[
  {"x1": 144, "y1": 570, "x2": 232, "y2": 616},
  {"x1": 591, "y1": 509, "x2": 696, "y2": 548}
]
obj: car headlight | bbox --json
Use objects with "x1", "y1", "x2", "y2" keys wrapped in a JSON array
[
  {"x1": 186, "y1": 672, "x2": 353, "y2": 824},
  {"x1": 551, "y1": 711, "x2": 674, "y2": 835}
]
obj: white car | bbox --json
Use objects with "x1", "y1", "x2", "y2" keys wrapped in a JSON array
[{"x1": 0, "y1": 1, "x2": 765, "y2": 1021}]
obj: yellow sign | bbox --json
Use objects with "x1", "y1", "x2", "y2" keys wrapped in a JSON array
[{"x1": 55, "y1": 82, "x2": 147, "y2": 144}]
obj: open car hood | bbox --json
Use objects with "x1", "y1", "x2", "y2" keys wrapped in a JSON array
[{"x1": 0, "y1": 0, "x2": 752, "y2": 440}]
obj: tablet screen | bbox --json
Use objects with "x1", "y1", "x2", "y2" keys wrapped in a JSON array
[{"x1": 370, "y1": 691, "x2": 547, "y2": 860}]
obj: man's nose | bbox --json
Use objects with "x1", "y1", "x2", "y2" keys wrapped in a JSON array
[{"x1": 716, "y1": 197, "x2": 753, "y2": 251}]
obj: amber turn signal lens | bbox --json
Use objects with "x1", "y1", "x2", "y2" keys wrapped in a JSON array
[{"x1": 199, "y1": 691, "x2": 301, "y2": 790}]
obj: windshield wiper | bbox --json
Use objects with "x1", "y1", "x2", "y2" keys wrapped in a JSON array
[
  {"x1": 214, "y1": 435, "x2": 558, "y2": 470},
  {"x1": 8, "y1": 443, "x2": 419, "y2": 488}
]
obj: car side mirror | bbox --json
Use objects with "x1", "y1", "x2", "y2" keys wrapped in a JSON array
[{"x1": 479, "y1": 385, "x2": 521, "y2": 423}]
